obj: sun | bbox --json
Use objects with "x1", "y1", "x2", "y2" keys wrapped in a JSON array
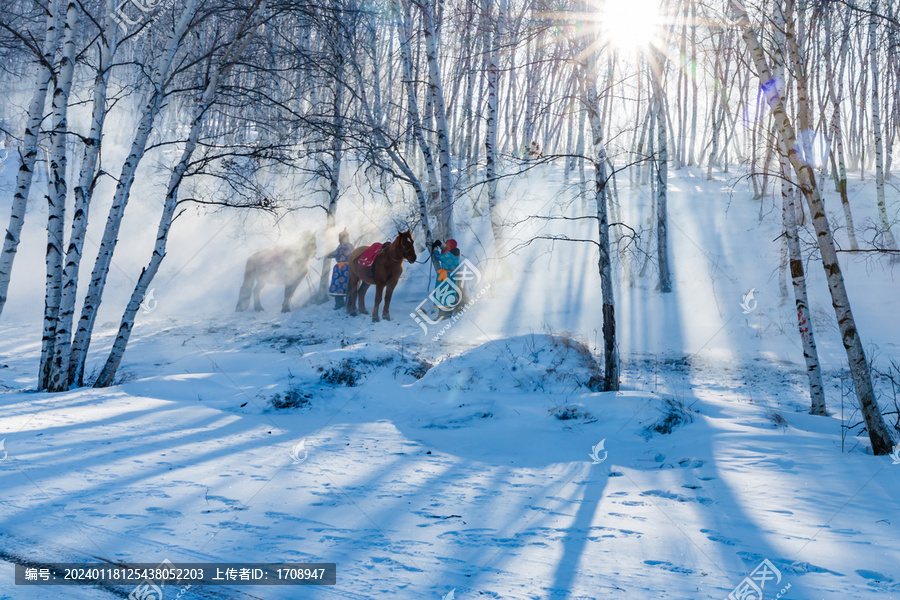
[{"x1": 599, "y1": 0, "x2": 662, "y2": 53}]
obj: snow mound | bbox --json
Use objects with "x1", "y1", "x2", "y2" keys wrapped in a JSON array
[{"x1": 417, "y1": 333, "x2": 602, "y2": 393}]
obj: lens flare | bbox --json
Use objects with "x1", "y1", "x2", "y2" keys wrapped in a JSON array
[{"x1": 599, "y1": 0, "x2": 662, "y2": 53}]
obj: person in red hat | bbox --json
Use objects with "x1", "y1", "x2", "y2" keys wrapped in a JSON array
[{"x1": 430, "y1": 238, "x2": 461, "y2": 316}]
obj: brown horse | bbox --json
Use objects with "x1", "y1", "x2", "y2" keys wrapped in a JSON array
[
  {"x1": 347, "y1": 230, "x2": 417, "y2": 322},
  {"x1": 236, "y1": 236, "x2": 317, "y2": 312}
]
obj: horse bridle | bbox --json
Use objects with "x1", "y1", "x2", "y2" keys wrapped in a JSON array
[{"x1": 387, "y1": 236, "x2": 414, "y2": 262}]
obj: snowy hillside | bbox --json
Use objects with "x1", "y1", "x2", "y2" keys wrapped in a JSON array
[
  {"x1": 2, "y1": 166, "x2": 899, "y2": 600},
  {"x1": 3, "y1": 0, "x2": 900, "y2": 596}
]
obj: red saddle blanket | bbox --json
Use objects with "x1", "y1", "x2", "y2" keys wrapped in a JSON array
[{"x1": 357, "y1": 243, "x2": 384, "y2": 268}]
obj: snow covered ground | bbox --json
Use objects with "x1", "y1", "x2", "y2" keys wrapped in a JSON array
[{"x1": 2, "y1": 165, "x2": 900, "y2": 599}]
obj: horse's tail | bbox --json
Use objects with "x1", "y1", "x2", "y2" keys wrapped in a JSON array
[{"x1": 235, "y1": 257, "x2": 257, "y2": 312}]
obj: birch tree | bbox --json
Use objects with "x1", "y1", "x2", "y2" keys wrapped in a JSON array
[
  {"x1": 96, "y1": 0, "x2": 268, "y2": 387},
  {"x1": 731, "y1": 0, "x2": 893, "y2": 454},
  {"x1": 775, "y1": 0, "x2": 826, "y2": 416},
  {"x1": 47, "y1": 0, "x2": 120, "y2": 391},
  {"x1": 398, "y1": 0, "x2": 440, "y2": 237},
  {"x1": 68, "y1": 0, "x2": 200, "y2": 387},
  {"x1": 651, "y1": 50, "x2": 672, "y2": 293},
  {"x1": 826, "y1": 1, "x2": 859, "y2": 250},
  {"x1": 314, "y1": 6, "x2": 345, "y2": 304},
  {"x1": 485, "y1": 0, "x2": 506, "y2": 246},
  {"x1": 582, "y1": 55, "x2": 619, "y2": 391},
  {"x1": 419, "y1": 0, "x2": 454, "y2": 240},
  {"x1": 38, "y1": 0, "x2": 78, "y2": 391},
  {"x1": 0, "y1": 0, "x2": 60, "y2": 319},
  {"x1": 868, "y1": 0, "x2": 898, "y2": 249}
]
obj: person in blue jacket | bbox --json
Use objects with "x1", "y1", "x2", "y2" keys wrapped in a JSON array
[
  {"x1": 326, "y1": 229, "x2": 354, "y2": 309},
  {"x1": 430, "y1": 239, "x2": 461, "y2": 316}
]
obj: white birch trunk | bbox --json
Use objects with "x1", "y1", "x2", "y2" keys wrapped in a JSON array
[
  {"x1": 421, "y1": 0, "x2": 454, "y2": 239},
  {"x1": 707, "y1": 31, "x2": 723, "y2": 180},
  {"x1": 676, "y1": 9, "x2": 687, "y2": 169},
  {"x1": 47, "y1": 2, "x2": 119, "y2": 391},
  {"x1": 583, "y1": 57, "x2": 619, "y2": 391},
  {"x1": 688, "y1": 0, "x2": 698, "y2": 166},
  {"x1": 774, "y1": 3, "x2": 827, "y2": 415},
  {"x1": 869, "y1": 0, "x2": 898, "y2": 249},
  {"x1": 564, "y1": 96, "x2": 575, "y2": 184},
  {"x1": 398, "y1": 0, "x2": 440, "y2": 237},
  {"x1": 316, "y1": 35, "x2": 344, "y2": 304},
  {"x1": 774, "y1": 3, "x2": 789, "y2": 301},
  {"x1": 651, "y1": 54, "x2": 672, "y2": 293},
  {"x1": 461, "y1": 3, "x2": 481, "y2": 186},
  {"x1": 644, "y1": 93, "x2": 655, "y2": 186},
  {"x1": 828, "y1": 3, "x2": 859, "y2": 250},
  {"x1": 576, "y1": 88, "x2": 587, "y2": 193},
  {"x1": 39, "y1": 0, "x2": 78, "y2": 390},
  {"x1": 782, "y1": 169, "x2": 827, "y2": 415},
  {"x1": 0, "y1": 0, "x2": 60, "y2": 318},
  {"x1": 785, "y1": 0, "x2": 813, "y2": 163},
  {"x1": 485, "y1": 0, "x2": 505, "y2": 246}
]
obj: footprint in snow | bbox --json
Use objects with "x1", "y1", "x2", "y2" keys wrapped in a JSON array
[
  {"x1": 146, "y1": 507, "x2": 182, "y2": 518},
  {"x1": 642, "y1": 489, "x2": 713, "y2": 504},
  {"x1": 368, "y1": 556, "x2": 425, "y2": 572},
  {"x1": 737, "y1": 553, "x2": 839, "y2": 576},
  {"x1": 856, "y1": 570, "x2": 892, "y2": 582},
  {"x1": 643, "y1": 559, "x2": 694, "y2": 574},
  {"x1": 700, "y1": 529, "x2": 739, "y2": 546},
  {"x1": 608, "y1": 512, "x2": 647, "y2": 521}
]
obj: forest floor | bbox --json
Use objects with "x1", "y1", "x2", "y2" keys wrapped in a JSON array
[{"x1": 1, "y1": 165, "x2": 900, "y2": 599}]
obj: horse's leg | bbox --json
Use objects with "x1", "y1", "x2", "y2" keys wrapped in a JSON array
[
  {"x1": 372, "y1": 284, "x2": 384, "y2": 323},
  {"x1": 282, "y1": 279, "x2": 300, "y2": 313},
  {"x1": 236, "y1": 261, "x2": 255, "y2": 311},
  {"x1": 357, "y1": 282, "x2": 370, "y2": 315},
  {"x1": 347, "y1": 270, "x2": 358, "y2": 316},
  {"x1": 236, "y1": 276, "x2": 253, "y2": 312},
  {"x1": 254, "y1": 281, "x2": 266, "y2": 311},
  {"x1": 382, "y1": 282, "x2": 395, "y2": 321}
]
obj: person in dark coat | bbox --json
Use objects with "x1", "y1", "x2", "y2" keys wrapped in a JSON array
[{"x1": 326, "y1": 229, "x2": 353, "y2": 309}]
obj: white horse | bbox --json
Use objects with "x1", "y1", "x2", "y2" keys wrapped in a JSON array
[{"x1": 235, "y1": 236, "x2": 317, "y2": 312}]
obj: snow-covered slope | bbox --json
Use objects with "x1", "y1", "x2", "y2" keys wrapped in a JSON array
[{"x1": 1, "y1": 166, "x2": 899, "y2": 599}]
